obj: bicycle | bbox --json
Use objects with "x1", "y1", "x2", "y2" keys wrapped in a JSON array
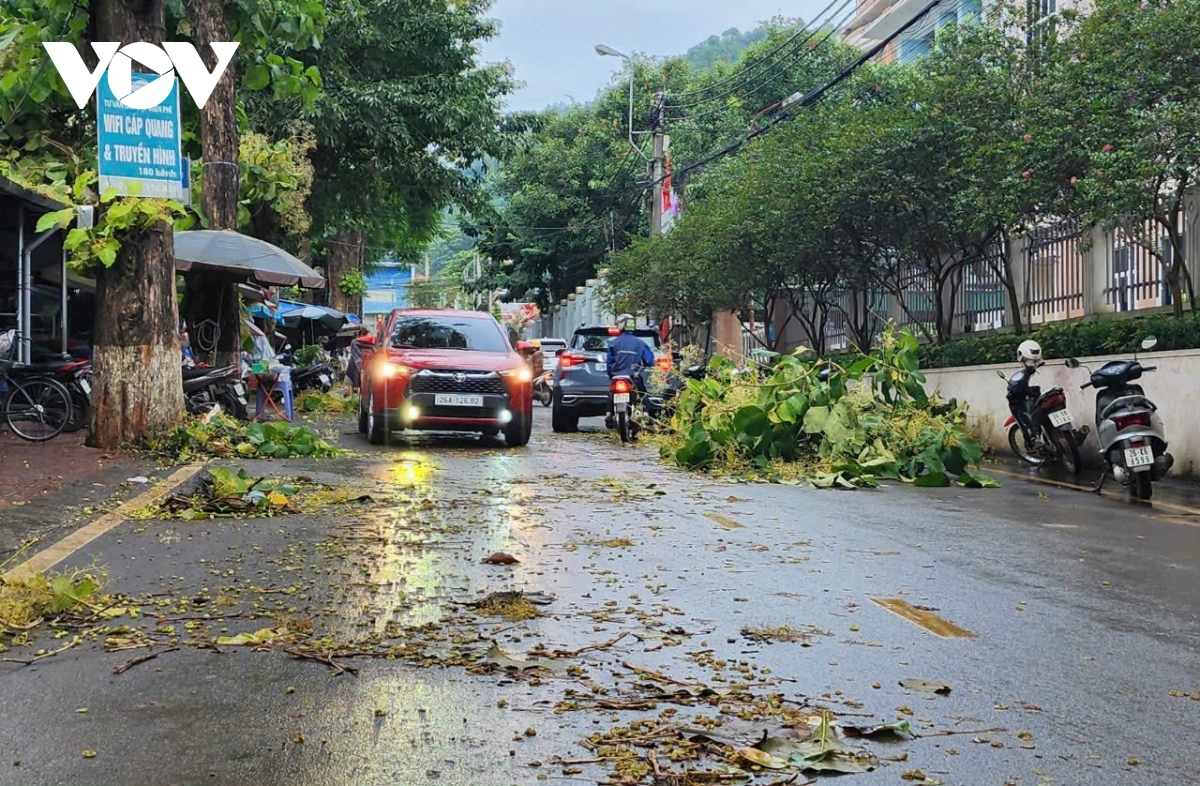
[{"x1": 0, "y1": 355, "x2": 75, "y2": 443}]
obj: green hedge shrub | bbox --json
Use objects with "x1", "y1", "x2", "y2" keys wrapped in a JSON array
[{"x1": 917, "y1": 311, "x2": 1200, "y2": 368}]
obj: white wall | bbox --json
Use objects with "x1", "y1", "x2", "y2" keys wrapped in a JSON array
[{"x1": 922, "y1": 349, "x2": 1200, "y2": 476}]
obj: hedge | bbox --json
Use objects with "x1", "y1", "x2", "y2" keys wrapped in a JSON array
[{"x1": 917, "y1": 311, "x2": 1200, "y2": 369}]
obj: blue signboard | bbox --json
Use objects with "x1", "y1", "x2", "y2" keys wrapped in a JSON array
[{"x1": 97, "y1": 73, "x2": 186, "y2": 199}]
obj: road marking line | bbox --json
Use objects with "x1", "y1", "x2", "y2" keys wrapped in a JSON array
[
  {"x1": 985, "y1": 465, "x2": 1200, "y2": 521},
  {"x1": 3, "y1": 463, "x2": 205, "y2": 583},
  {"x1": 872, "y1": 598, "x2": 976, "y2": 638}
]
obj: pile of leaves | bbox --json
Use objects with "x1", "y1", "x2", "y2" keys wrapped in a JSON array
[
  {"x1": 149, "y1": 414, "x2": 345, "y2": 461},
  {"x1": 664, "y1": 328, "x2": 997, "y2": 488},
  {"x1": 0, "y1": 571, "x2": 104, "y2": 639},
  {"x1": 295, "y1": 389, "x2": 359, "y2": 414}
]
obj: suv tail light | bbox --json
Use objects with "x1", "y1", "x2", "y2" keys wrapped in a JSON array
[
  {"x1": 655, "y1": 356, "x2": 672, "y2": 371},
  {"x1": 559, "y1": 353, "x2": 587, "y2": 368},
  {"x1": 612, "y1": 378, "x2": 633, "y2": 394},
  {"x1": 1113, "y1": 412, "x2": 1151, "y2": 430},
  {"x1": 607, "y1": 327, "x2": 620, "y2": 336}
]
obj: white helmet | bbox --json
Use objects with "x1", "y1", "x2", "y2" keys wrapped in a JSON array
[{"x1": 1017, "y1": 339, "x2": 1042, "y2": 367}]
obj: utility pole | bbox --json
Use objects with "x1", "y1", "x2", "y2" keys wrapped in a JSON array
[{"x1": 649, "y1": 91, "x2": 666, "y2": 237}]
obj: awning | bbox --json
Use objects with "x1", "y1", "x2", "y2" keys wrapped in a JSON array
[{"x1": 175, "y1": 230, "x2": 324, "y2": 288}]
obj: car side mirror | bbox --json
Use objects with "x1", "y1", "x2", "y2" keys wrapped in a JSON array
[
  {"x1": 1064, "y1": 358, "x2": 1080, "y2": 369},
  {"x1": 996, "y1": 370, "x2": 1007, "y2": 380}
]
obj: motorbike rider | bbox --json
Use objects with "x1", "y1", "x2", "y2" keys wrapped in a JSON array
[
  {"x1": 1007, "y1": 339, "x2": 1044, "y2": 442},
  {"x1": 605, "y1": 314, "x2": 656, "y2": 429}
]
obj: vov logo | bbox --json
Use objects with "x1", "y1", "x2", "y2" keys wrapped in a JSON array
[{"x1": 42, "y1": 41, "x2": 240, "y2": 110}]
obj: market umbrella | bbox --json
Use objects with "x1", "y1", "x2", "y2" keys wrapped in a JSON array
[
  {"x1": 277, "y1": 301, "x2": 349, "y2": 332},
  {"x1": 174, "y1": 230, "x2": 324, "y2": 288}
]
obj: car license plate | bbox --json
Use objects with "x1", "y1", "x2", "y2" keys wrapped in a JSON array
[
  {"x1": 435, "y1": 394, "x2": 483, "y2": 407},
  {"x1": 594, "y1": 361, "x2": 606, "y2": 372},
  {"x1": 1125, "y1": 445, "x2": 1154, "y2": 468},
  {"x1": 613, "y1": 392, "x2": 630, "y2": 404},
  {"x1": 1048, "y1": 409, "x2": 1071, "y2": 428},
  {"x1": 78, "y1": 378, "x2": 91, "y2": 395},
  {"x1": 233, "y1": 383, "x2": 246, "y2": 396}
]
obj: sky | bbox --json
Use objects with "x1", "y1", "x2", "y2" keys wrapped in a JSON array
[{"x1": 478, "y1": 0, "x2": 830, "y2": 112}]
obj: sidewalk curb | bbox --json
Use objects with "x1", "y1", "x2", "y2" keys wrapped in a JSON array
[{"x1": 2, "y1": 462, "x2": 207, "y2": 583}]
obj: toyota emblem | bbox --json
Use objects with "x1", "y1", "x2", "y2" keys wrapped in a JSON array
[{"x1": 453, "y1": 373, "x2": 466, "y2": 383}]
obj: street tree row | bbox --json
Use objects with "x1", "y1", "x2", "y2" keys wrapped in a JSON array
[
  {"x1": 0, "y1": 0, "x2": 516, "y2": 447},
  {"x1": 608, "y1": 0, "x2": 1200, "y2": 352}
]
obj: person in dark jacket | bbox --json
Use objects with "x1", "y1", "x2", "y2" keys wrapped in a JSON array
[
  {"x1": 605, "y1": 314, "x2": 655, "y2": 428},
  {"x1": 345, "y1": 327, "x2": 372, "y2": 391}
]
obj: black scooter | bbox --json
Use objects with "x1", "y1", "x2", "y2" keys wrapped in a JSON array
[{"x1": 183, "y1": 365, "x2": 249, "y2": 419}]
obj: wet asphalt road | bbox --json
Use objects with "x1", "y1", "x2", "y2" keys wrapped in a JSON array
[{"x1": 2, "y1": 409, "x2": 1199, "y2": 786}]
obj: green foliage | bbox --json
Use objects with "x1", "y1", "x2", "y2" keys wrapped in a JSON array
[
  {"x1": 665, "y1": 328, "x2": 993, "y2": 489},
  {"x1": 295, "y1": 389, "x2": 359, "y2": 413},
  {"x1": 293, "y1": 344, "x2": 322, "y2": 367},
  {"x1": 37, "y1": 181, "x2": 187, "y2": 272},
  {"x1": 337, "y1": 270, "x2": 368, "y2": 299},
  {"x1": 682, "y1": 23, "x2": 776, "y2": 70},
  {"x1": 150, "y1": 413, "x2": 345, "y2": 460},
  {"x1": 236, "y1": 127, "x2": 316, "y2": 248},
  {"x1": 918, "y1": 312, "x2": 1200, "y2": 369}
]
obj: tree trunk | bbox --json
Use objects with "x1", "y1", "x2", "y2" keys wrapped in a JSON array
[
  {"x1": 90, "y1": 225, "x2": 184, "y2": 449},
  {"x1": 188, "y1": 0, "x2": 241, "y2": 366},
  {"x1": 88, "y1": 0, "x2": 182, "y2": 450},
  {"x1": 327, "y1": 229, "x2": 365, "y2": 315}
]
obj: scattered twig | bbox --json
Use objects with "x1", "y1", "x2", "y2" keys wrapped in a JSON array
[
  {"x1": 113, "y1": 647, "x2": 178, "y2": 675},
  {"x1": 621, "y1": 660, "x2": 697, "y2": 687},
  {"x1": 917, "y1": 726, "x2": 1007, "y2": 739},
  {"x1": 283, "y1": 648, "x2": 359, "y2": 676},
  {"x1": 546, "y1": 632, "x2": 629, "y2": 658},
  {"x1": 0, "y1": 617, "x2": 43, "y2": 632},
  {"x1": 157, "y1": 613, "x2": 250, "y2": 623}
]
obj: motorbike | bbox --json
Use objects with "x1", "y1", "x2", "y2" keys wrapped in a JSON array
[
  {"x1": 1067, "y1": 336, "x2": 1173, "y2": 500},
  {"x1": 996, "y1": 362, "x2": 1088, "y2": 474},
  {"x1": 2, "y1": 355, "x2": 92, "y2": 433},
  {"x1": 278, "y1": 347, "x2": 335, "y2": 393},
  {"x1": 534, "y1": 370, "x2": 553, "y2": 407},
  {"x1": 183, "y1": 365, "x2": 249, "y2": 419},
  {"x1": 610, "y1": 375, "x2": 639, "y2": 443}
]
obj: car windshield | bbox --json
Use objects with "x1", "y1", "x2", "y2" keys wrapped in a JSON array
[
  {"x1": 390, "y1": 316, "x2": 508, "y2": 352},
  {"x1": 571, "y1": 331, "x2": 657, "y2": 353}
]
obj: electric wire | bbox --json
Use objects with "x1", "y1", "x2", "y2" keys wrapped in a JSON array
[
  {"x1": 666, "y1": 0, "x2": 851, "y2": 102},
  {"x1": 666, "y1": 4, "x2": 861, "y2": 125},
  {"x1": 642, "y1": 0, "x2": 947, "y2": 192},
  {"x1": 664, "y1": 0, "x2": 857, "y2": 113}
]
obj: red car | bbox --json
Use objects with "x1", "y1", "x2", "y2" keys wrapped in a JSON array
[{"x1": 356, "y1": 308, "x2": 534, "y2": 447}]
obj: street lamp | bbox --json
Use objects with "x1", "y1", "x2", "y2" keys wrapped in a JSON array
[{"x1": 595, "y1": 44, "x2": 649, "y2": 163}]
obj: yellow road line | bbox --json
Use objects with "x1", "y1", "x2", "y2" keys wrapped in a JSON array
[
  {"x1": 871, "y1": 598, "x2": 976, "y2": 638},
  {"x1": 986, "y1": 465, "x2": 1200, "y2": 521},
  {"x1": 3, "y1": 463, "x2": 205, "y2": 583}
]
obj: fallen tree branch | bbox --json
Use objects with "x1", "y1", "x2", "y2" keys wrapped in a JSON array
[
  {"x1": 546, "y1": 632, "x2": 629, "y2": 659},
  {"x1": 283, "y1": 647, "x2": 359, "y2": 676},
  {"x1": 917, "y1": 726, "x2": 1007, "y2": 739},
  {"x1": 621, "y1": 660, "x2": 698, "y2": 687},
  {"x1": 114, "y1": 647, "x2": 178, "y2": 675}
]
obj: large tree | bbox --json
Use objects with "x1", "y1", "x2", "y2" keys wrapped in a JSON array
[{"x1": 247, "y1": 0, "x2": 518, "y2": 318}]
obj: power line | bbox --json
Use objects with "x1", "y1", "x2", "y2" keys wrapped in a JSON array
[
  {"x1": 665, "y1": 4, "x2": 861, "y2": 124},
  {"x1": 664, "y1": 0, "x2": 858, "y2": 114},
  {"x1": 667, "y1": 0, "x2": 849, "y2": 102},
  {"x1": 642, "y1": 0, "x2": 946, "y2": 192}
]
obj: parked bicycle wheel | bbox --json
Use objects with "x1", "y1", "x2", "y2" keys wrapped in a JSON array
[{"x1": 3, "y1": 376, "x2": 73, "y2": 442}]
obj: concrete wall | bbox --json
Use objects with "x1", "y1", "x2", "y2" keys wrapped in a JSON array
[{"x1": 922, "y1": 348, "x2": 1200, "y2": 476}]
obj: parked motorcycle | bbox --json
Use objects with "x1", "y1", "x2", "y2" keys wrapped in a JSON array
[
  {"x1": 1067, "y1": 336, "x2": 1173, "y2": 500},
  {"x1": 996, "y1": 362, "x2": 1088, "y2": 474},
  {"x1": 534, "y1": 371, "x2": 553, "y2": 407},
  {"x1": 183, "y1": 365, "x2": 249, "y2": 419},
  {"x1": 3, "y1": 355, "x2": 92, "y2": 432},
  {"x1": 278, "y1": 347, "x2": 335, "y2": 393}
]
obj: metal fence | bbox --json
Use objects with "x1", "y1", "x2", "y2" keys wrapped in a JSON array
[
  {"x1": 953, "y1": 251, "x2": 1007, "y2": 334},
  {"x1": 1103, "y1": 220, "x2": 1182, "y2": 312},
  {"x1": 1025, "y1": 217, "x2": 1085, "y2": 323}
]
